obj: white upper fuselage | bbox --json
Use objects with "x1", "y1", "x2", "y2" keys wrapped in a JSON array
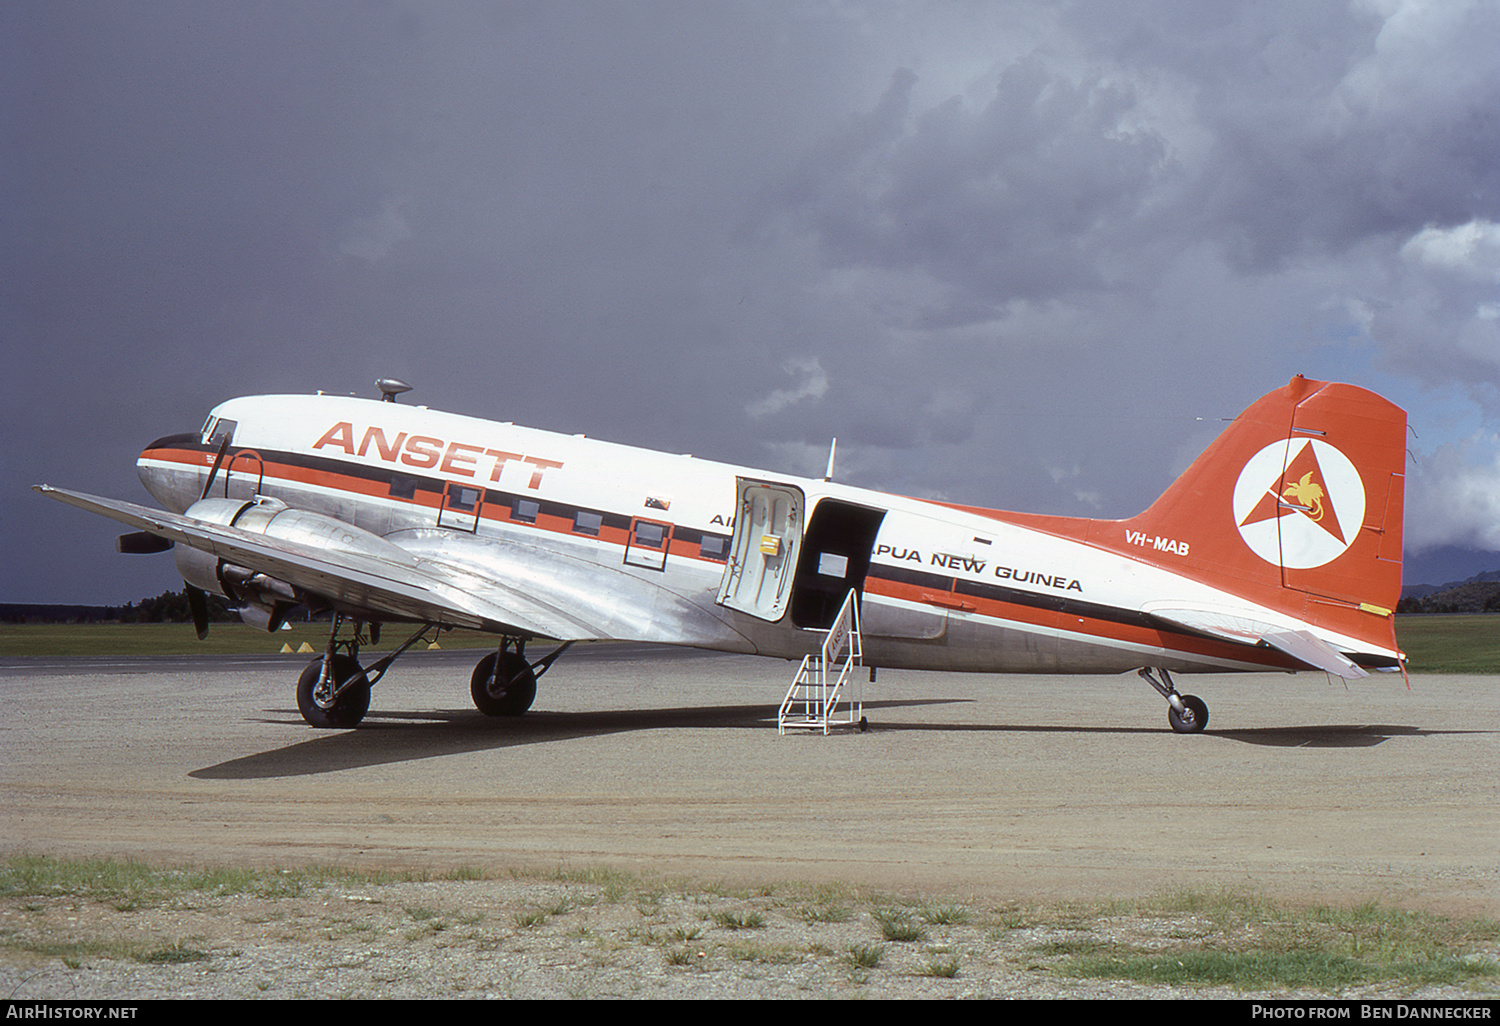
[{"x1": 133, "y1": 391, "x2": 1366, "y2": 675}]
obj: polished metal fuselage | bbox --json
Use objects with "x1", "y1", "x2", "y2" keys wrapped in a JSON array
[{"x1": 135, "y1": 392, "x2": 1324, "y2": 676}]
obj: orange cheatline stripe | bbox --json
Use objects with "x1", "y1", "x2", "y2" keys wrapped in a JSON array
[
  {"x1": 862, "y1": 575, "x2": 1294, "y2": 670},
  {"x1": 141, "y1": 445, "x2": 731, "y2": 565}
]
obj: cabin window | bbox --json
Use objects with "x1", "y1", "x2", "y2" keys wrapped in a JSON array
[
  {"x1": 513, "y1": 498, "x2": 540, "y2": 524},
  {"x1": 573, "y1": 510, "x2": 602, "y2": 536},
  {"x1": 448, "y1": 485, "x2": 481, "y2": 512},
  {"x1": 389, "y1": 474, "x2": 419, "y2": 500},
  {"x1": 208, "y1": 418, "x2": 237, "y2": 447},
  {"x1": 633, "y1": 521, "x2": 667, "y2": 549},
  {"x1": 698, "y1": 535, "x2": 729, "y2": 561}
]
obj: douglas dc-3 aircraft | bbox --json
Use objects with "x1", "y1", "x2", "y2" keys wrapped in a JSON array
[{"x1": 36, "y1": 374, "x2": 1407, "y2": 732}]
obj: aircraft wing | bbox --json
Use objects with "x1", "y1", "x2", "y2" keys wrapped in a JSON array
[
  {"x1": 32, "y1": 485, "x2": 610, "y2": 639},
  {"x1": 1142, "y1": 602, "x2": 1370, "y2": 679}
]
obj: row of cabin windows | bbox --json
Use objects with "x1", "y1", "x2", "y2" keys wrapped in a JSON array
[{"x1": 391, "y1": 474, "x2": 729, "y2": 561}]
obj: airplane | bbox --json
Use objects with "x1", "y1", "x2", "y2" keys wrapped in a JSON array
[{"x1": 34, "y1": 373, "x2": 1407, "y2": 733}]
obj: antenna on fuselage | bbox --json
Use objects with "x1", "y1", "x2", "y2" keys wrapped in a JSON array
[
  {"x1": 377, "y1": 378, "x2": 413, "y2": 403},
  {"x1": 823, "y1": 437, "x2": 837, "y2": 482}
]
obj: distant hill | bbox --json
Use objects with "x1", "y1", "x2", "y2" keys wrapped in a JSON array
[
  {"x1": 1402, "y1": 545, "x2": 1500, "y2": 593},
  {"x1": 1398, "y1": 570, "x2": 1500, "y2": 614}
]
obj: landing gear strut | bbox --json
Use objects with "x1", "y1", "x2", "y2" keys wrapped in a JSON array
[
  {"x1": 293, "y1": 617, "x2": 574, "y2": 728},
  {"x1": 296, "y1": 614, "x2": 441, "y2": 728},
  {"x1": 1138, "y1": 667, "x2": 1209, "y2": 734},
  {"x1": 471, "y1": 637, "x2": 572, "y2": 717}
]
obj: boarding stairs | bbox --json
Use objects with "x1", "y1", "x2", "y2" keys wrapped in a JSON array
[{"x1": 778, "y1": 589, "x2": 865, "y2": 735}]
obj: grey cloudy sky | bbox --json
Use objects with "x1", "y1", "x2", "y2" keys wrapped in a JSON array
[{"x1": 5, "y1": 0, "x2": 1500, "y2": 604}]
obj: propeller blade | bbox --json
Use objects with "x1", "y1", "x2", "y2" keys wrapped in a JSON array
[
  {"x1": 200, "y1": 435, "x2": 232, "y2": 500},
  {"x1": 185, "y1": 584, "x2": 210, "y2": 640}
]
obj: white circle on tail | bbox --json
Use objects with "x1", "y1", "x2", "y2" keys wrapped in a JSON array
[{"x1": 1232, "y1": 438, "x2": 1366, "y2": 569}]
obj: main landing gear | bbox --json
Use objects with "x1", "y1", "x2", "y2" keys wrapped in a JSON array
[
  {"x1": 295, "y1": 615, "x2": 573, "y2": 728},
  {"x1": 470, "y1": 637, "x2": 572, "y2": 717},
  {"x1": 1138, "y1": 667, "x2": 1209, "y2": 734}
]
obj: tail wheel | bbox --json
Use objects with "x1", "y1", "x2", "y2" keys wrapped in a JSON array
[
  {"x1": 1168, "y1": 694, "x2": 1209, "y2": 734},
  {"x1": 297, "y1": 655, "x2": 371, "y2": 728},
  {"x1": 471, "y1": 651, "x2": 537, "y2": 717}
]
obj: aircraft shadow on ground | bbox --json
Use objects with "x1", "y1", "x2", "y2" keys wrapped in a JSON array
[
  {"x1": 190, "y1": 698, "x2": 961, "y2": 779},
  {"x1": 1207, "y1": 724, "x2": 1488, "y2": 748},
  {"x1": 878, "y1": 719, "x2": 1485, "y2": 749},
  {"x1": 190, "y1": 700, "x2": 1482, "y2": 779}
]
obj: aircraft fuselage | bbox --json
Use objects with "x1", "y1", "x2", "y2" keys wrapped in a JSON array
[{"x1": 132, "y1": 390, "x2": 1387, "y2": 677}]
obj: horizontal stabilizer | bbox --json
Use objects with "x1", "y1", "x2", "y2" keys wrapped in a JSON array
[
  {"x1": 1144, "y1": 603, "x2": 1368, "y2": 679},
  {"x1": 1260, "y1": 630, "x2": 1368, "y2": 679}
]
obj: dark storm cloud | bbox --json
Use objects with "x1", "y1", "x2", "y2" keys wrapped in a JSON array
[
  {"x1": 742, "y1": 0, "x2": 1500, "y2": 527},
  {"x1": 5, "y1": 1, "x2": 1500, "y2": 603},
  {"x1": 761, "y1": 60, "x2": 1177, "y2": 308}
]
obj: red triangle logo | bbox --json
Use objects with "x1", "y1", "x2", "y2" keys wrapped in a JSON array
[{"x1": 1237, "y1": 443, "x2": 1345, "y2": 542}]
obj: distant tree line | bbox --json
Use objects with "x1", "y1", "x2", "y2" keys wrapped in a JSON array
[
  {"x1": 0, "y1": 588, "x2": 234, "y2": 625},
  {"x1": 130, "y1": 589, "x2": 234, "y2": 624},
  {"x1": 1397, "y1": 582, "x2": 1500, "y2": 615}
]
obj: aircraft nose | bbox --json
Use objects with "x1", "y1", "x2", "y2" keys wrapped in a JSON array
[{"x1": 137, "y1": 432, "x2": 202, "y2": 513}]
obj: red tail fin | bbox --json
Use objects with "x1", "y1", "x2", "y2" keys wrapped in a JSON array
[
  {"x1": 1119, "y1": 376, "x2": 1406, "y2": 654},
  {"x1": 963, "y1": 376, "x2": 1406, "y2": 663}
]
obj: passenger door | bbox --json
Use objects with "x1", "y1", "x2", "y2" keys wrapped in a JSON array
[{"x1": 715, "y1": 479, "x2": 804, "y2": 621}]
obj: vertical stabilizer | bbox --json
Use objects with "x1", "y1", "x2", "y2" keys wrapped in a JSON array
[{"x1": 1120, "y1": 376, "x2": 1406, "y2": 655}]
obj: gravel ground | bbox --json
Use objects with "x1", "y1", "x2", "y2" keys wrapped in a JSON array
[
  {"x1": 4, "y1": 873, "x2": 1497, "y2": 1001},
  {"x1": 5, "y1": 652, "x2": 1497, "y2": 1000}
]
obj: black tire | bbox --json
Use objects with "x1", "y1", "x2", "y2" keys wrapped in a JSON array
[
  {"x1": 471, "y1": 651, "x2": 537, "y2": 717},
  {"x1": 1168, "y1": 694, "x2": 1209, "y2": 734},
  {"x1": 297, "y1": 655, "x2": 371, "y2": 728}
]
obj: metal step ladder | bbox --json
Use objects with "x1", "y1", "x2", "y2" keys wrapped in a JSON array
[{"x1": 778, "y1": 589, "x2": 865, "y2": 734}]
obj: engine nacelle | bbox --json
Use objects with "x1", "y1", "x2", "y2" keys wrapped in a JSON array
[{"x1": 174, "y1": 497, "x2": 417, "y2": 621}]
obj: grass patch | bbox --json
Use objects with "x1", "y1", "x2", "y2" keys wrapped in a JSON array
[
  {"x1": 5, "y1": 855, "x2": 1496, "y2": 996},
  {"x1": 0, "y1": 853, "x2": 420, "y2": 908},
  {"x1": 800, "y1": 902, "x2": 853, "y2": 924},
  {"x1": 1066, "y1": 948, "x2": 1374, "y2": 989},
  {"x1": 13, "y1": 936, "x2": 211, "y2": 966},
  {"x1": 920, "y1": 954, "x2": 961, "y2": 978},
  {"x1": 139, "y1": 939, "x2": 212, "y2": 965},
  {"x1": 6, "y1": 615, "x2": 1498, "y2": 674},
  {"x1": 874, "y1": 911, "x2": 925, "y2": 943},
  {"x1": 1043, "y1": 891, "x2": 1500, "y2": 993},
  {"x1": 1392, "y1": 614, "x2": 1500, "y2": 673},
  {"x1": 921, "y1": 904, "x2": 972, "y2": 926},
  {"x1": 711, "y1": 910, "x2": 766, "y2": 931}
]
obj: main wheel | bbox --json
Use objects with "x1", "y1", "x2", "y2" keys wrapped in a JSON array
[
  {"x1": 297, "y1": 655, "x2": 371, "y2": 728},
  {"x1": 471, "y1": 651, "x2": 537, "y2": 717},
  {"x1": 1168, "y1": 694, "x2": 1209, "y2": 734}
]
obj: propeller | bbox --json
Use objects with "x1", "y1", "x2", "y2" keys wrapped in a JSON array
[
  {"x1": 200, "y1": 433, "x2": 232, "y2": 499},
  {"x1": 184, "y1": 584, "x2": 210, "y2": 641},
  {"x1": 105, "y1": 429, "x2": 233, "y2": 639}
]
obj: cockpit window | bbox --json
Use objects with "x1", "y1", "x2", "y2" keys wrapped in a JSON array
[
  {"x1": 200, "y1": 416, "x2": 217, "y2": 444},
  {"x1": 208, "y1": 418, "x2": 237, "y2": 448}
]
